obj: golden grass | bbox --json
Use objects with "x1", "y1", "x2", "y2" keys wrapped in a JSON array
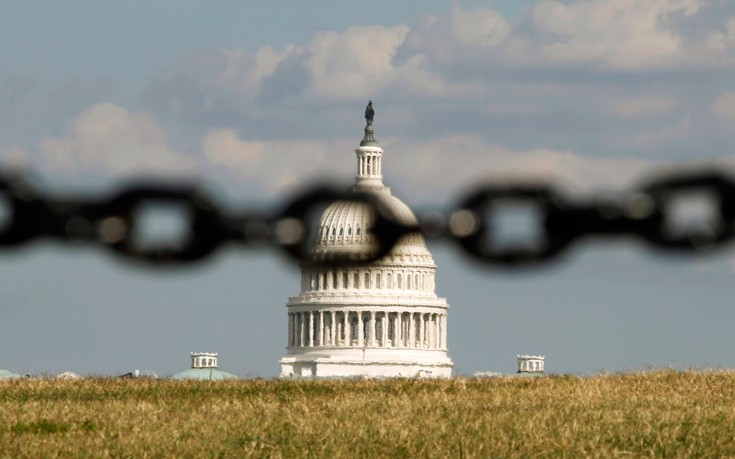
[{"x1": 1, "y1": 370, "x2": 735, "y2": 457}]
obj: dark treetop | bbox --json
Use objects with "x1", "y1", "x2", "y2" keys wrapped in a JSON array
[{"x1": 365, "y1": 100, "x2": 374, "y2": 125}]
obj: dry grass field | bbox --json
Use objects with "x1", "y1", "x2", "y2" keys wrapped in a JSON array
[{"x1": 1, "y1": 370, "x2": 735, "y2": 457}]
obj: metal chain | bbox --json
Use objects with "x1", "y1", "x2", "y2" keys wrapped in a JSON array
[{"x1": 0, "y1": 167, "x2": 733, "y2": 268}]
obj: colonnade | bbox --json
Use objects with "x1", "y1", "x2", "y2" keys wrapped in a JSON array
[
  {"x1": 357, "y1": 152, "x2": 381, "y2": 178},
  {"x1": 191, "y1": 354, "x2": 218, "y2": 369},
  {"x1": 303, "y1": 268, "x2": 435, "y2": 292},
  {"x1": 517, "y1": 357, "x2": 545, "y2": 373},
  {"x1": 288, "y1": 309, "x2": 447, "y2": 350}
]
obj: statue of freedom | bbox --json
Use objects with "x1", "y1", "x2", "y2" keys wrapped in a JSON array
[{"x1": 365, "y1": 100, "x2": 375, "y2": 125}]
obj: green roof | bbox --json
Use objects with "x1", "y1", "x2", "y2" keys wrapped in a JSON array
[
  {"x1": 0, "y1": 369, "x2": 21, "y2": 380},
  {"x1": 171, "y1": 368, "x2": 238, "y2": 381}
]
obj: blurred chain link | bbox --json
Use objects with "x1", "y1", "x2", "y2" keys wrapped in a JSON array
[{"x1": 0, "y1": 167, "x2": 733, "y2": 268}]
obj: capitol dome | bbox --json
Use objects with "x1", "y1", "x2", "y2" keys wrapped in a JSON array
[{"x1": 280, "y1": 107, "x2": 453, "y2": 378}]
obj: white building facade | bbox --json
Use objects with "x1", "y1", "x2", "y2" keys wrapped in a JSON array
[
  {"x1": 517, "y1": 355, "x2": 545, "y2": 375},
  {"x1": 280, "y1": 117, "x2": 453, "y2": 378}
]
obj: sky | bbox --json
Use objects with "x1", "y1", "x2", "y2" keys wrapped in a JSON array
[{"x1": 1, "y1": 0, "x2": 735, "y2": 377}]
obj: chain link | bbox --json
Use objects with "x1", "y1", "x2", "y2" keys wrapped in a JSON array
[{"x1": 0, "y1": 167, "x2": 733, "y2": 268}]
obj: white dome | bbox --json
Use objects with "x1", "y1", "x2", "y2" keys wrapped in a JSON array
[
  {"x1": 280, "y1": 117, "x2": 453, "y2": 379},
  {"x1": 310, "y1": 190, "x2": 430, "y2": 263}
]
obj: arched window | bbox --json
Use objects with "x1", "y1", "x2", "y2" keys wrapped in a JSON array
[
  {"x1": 387, "y1": 273, "x2": 392, "y2": 288},
  {"x1": 376, "y1": 273, "x2": 381, "y2": 289},
  {"x1": 354, "y1": 272, "x2": 360, "y2": 289},
  {"x1": 407, "y1": 275, "x2": 411, "y2": 289},
  {"x1": 333, "y1": 272, "x2": 339, "y2": 289},
  {"x1": 397, "y1": 273, "x2": 402, "y2": 289},
  {"x1": 343, "y1": 272, "x2": 349, "y2": 289},
  {"x1": 356, "y1": 226, "x2": 361, "y2": 236},
  {"x1": 364, "y1": 272, "x2": 370, "y2": 288}
]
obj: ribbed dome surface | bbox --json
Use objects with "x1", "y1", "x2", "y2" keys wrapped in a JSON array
[
  {"x1": 171, "y1": 368, "x2": 238, "y2": 381},
  {"x1": 313, "y1": 190, "x2": 427, "y2": 257}
]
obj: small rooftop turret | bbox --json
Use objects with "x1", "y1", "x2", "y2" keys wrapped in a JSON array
[
  {"x1": 172, "y1": 352, "x2": 238, "y2": 381},
  {"x1": 191, "y1": 352, "x2": 218, "y2": 369},
  {"x1": 517, "y1": 354, "x2": 545, "y2": 376}
]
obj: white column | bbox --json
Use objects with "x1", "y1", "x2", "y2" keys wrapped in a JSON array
[
  {"x1": 299, "y1": 313, "x2": 305, "y2": 347},
  {"x1": 357, "y1": 312, "x2": 364, "y2": 347},
  {"x1": 426, "y1": 313, "x2": 434, "y2": 349},
  {"x1": 344, "y1": 311, "x2": 351, "y2": 347},
  {"x1": 419, "y1": 314, "x2": 425, "y2": 348},
  {"x1": 329, "y1": 311, "x2": 337, "y2": 346},
  {"x1": 409, "y1": 313, "x2": 415, "y2": 348},
  {"x1": 393, "y1": 313, "x2": 400, "y2": 347},
  {"x1": 442, "y1": 314, "x2": 448, "y2": 349},
  {"x1": 438, "y1": 315, "x2": 443, "y2": 349},
  {"x1": 369, "y1": 311, "x2": 376, "y2": 346},
  {"x1": 437, "y1": 314, "x2": 442, "y2": 349},
  {"x1": 318, "y1": 311, "x2": 324, "y2": 346},
  {"x1": 380, "y1": 312, "x2": 388, "y2": 347},
  {"x1": 308, "y1": 312, "x2": 314, "y2": 347}
]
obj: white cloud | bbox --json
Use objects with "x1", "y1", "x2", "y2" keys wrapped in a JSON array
[
  {"x1": 143, "y1": 1, "x2": 735, "y2": 141},
  {"x1": 200, "y1": 128, "x2": 353, "y2": 196},
  {"x1": 200, "y1": 130, "x2": 668, "y2": 203},
  {"x1": 615, "y1": 96, "x2": 676, "y2": 118},
  {"x1": 304, "y1": 25, "x2": 445, "y2": 99},
  {"x1": 450, "y1": 7, "x2": 510, "y2": 47},
  {"x1": 37, "y1": 103, "x2": 199, "y2": 181},
  {"x1": 0, "y1": 146, "x2": 31, "y2": 169},
  {"x1": 705, "y1": 18, "x2": 735, "y2": 53},
  {"x1": 402, "y1": 0, "x2": 735, "y2": 72},
  {"x1": 383, "y1": 134, "x2": 654, "y2": 203},
  {"x1": 531, "y1": 0, "x2": 703, "y2": 70}
]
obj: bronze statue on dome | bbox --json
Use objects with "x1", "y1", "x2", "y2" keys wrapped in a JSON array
[{"x1": 365, "y1": 100, "x2": 375, "y2": 125}]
